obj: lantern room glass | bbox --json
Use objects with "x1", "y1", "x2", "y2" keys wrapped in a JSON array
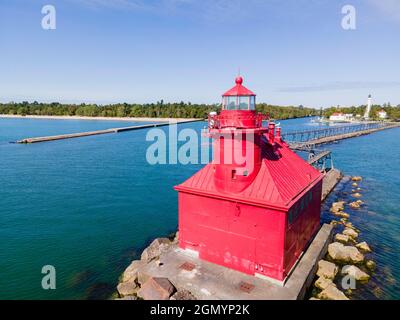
[
  {"x1": 226, "y1": 96, "x2": 237, "y2": 110},
  {"x1": 250, "y1": 96, "x2": 256, "y2": 110},
  {"x1": 223, "y1": 96, "x2": 255, "y2": 111},
  {"x1": 238, "y1": 96, "x2": 249, "y2": 110}
]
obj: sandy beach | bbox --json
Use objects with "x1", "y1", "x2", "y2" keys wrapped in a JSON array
[{"x1": 0, "y1": 114, "x2": 202, "y2": 123}]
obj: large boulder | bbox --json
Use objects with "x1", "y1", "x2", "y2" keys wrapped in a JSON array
[
  {"x1": 315, "y1": 277, "x2": 335, "y2": 290},
  {"x1": 330, "y1": 201, "x2": 345, "y2": 213},
  {"x1": 172, "y1": 231, "x2": 179, "y2": 244},
  {"x1": 117, "y1": 281, "x2": 139, "y2": 297},
  {"x1": 343, "y1": 222, "x2": 355, "y2": 229},
  {"x1": 328, "y1": 242, "x2": 364, "y2": 264},
  {"x1": 137, "y1": 277, "x2": 176, "y2": 300},
  {"x1": 317, "y1": 284, "x2": 349, "y2": 300},
  {"x1": 122, "y1": 260, "x2": 144, "y2": 283},
  {"x1": 170, "y1": 289, "x2": 197, "y2": 300},
  {"x1": 141, "y1": 238, "x2": 171, "y2": 263},
  {"x1": 335, "y1": 233, "x2": 350, "y2": 244},
  {"x1": 366, "y1": 260, "x2": 376, "y2": 271},
  {"x1": 317, "y1": 260, "x2": 338, "y2": 280},
  {"x1": 349, "y1": 201, "x2": 361, "y2": 209},
  {"x1": 343, "y1": 228, "x2": 359, "y2": 239},
  {"x1": 334, "y1": 211, "x2": 350, "y2": 219},
  {"x1": 341, "y1": 265, "x2": 370, "y2": 281},
  {"x1": 352, "y1": 176, "x2": 362, "y2": 182},
  {"x1": 356, "y1": 241, "x2": 372, "y2": 253},
  {"x1": 352, "y1": 193, "x2": 362, "y2": 198}
]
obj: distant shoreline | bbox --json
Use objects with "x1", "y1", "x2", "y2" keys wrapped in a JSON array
[{"x1": 0, "y1": 114, "x2": 202, "y2": 122}]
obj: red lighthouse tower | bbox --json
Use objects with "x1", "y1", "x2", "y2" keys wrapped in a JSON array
[{"x1": 175, "y1": 77, "x2": 323, "y2": 283}]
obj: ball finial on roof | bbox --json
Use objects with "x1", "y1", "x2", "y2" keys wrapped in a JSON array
[{"x1": 235, "y1": 76, "x2": 243, "y2": 85}]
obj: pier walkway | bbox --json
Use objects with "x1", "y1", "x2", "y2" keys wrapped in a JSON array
[
  {"x1": 285, "y1": 122, "x2": 400, "y2": 149},
  {"x1": 287, "y1": 122, "x2": 400, "y2": 172},
  {"x1": 16, "y1": 119, "x2": 203, "y2": 144}
]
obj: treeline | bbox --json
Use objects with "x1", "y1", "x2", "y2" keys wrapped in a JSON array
[
  {"x1": 256, "y1": 103, "x2": 316, "y2": 119},
  {"x1": 0, "y1": 101, "x2": 318, "y2": 120},
  {"x1": 323, "y1": 103, "x2": 400, "y2": 121}
]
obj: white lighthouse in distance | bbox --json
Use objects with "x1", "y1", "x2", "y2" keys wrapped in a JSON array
[{"x1": 364, "y1": 94, "x2": 372, "y2": 120}]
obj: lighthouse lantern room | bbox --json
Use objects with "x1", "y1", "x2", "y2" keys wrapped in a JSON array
[{"x1": 175, "y1": 76, "x2": 323, "y2": 283}]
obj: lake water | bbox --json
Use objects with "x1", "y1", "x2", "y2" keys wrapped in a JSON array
[{"x1": 0, "y1": 117, "x2": 399, "y2": 299}]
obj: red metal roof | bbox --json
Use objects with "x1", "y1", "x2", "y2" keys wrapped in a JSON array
[
  {"x1": 175, "y1": 141, "x2": 322, "y2": 209},
  {"x1": 223, "y1": 76, "x2": 256, "y2": 97}
]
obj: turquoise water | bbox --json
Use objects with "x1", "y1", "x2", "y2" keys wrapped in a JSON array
[
  {"x1": 0, "y1": 118, "x2": 154, "y2": 144},
  {"x1": 0, "y1": 117, "x2": 399, "y2": 299},
  {"x1": 321, "y1": 129, "x2": 400, "y2": 299}
]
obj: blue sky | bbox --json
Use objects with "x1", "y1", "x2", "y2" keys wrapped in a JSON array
[{"x1": 0, "y1": 0, "x2": 399, "y2": 108}]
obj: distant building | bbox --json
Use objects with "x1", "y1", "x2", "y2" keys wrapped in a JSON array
[
  {"x1": 377, "y1": 109, "x2": 388, "y2": 119},
  {"x1": 329, "y1": 112, "x2": 354, "y2": 123}
]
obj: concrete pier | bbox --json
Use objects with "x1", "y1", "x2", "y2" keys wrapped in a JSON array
[
  {"x1": 16, "y1": 119, "x2": 203, "y2": 144},
  {"x1": 321, "y1": 169, "x2": 343, "y2": 201},
  {"x1": 134, "y1": 224, "x2": 333, "y2": 300}
]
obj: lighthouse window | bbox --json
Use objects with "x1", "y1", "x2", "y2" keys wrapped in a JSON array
[
  {"x1": 238, "y1": 96, "x2": 250, "y2": 110},
  {"x1": 223, "y1": 96, "x2": 255, "y2": 110},
  {"x1": 226, "y1": 96, "x2": 237, "y2": 110},
  {"x1": 250, "y1": 96, "x2": 256, "y2": 110}
]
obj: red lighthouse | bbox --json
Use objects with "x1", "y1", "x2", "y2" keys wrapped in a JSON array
[{"x1": 175, "y1": 77, "x2": 323, "y2": 283}]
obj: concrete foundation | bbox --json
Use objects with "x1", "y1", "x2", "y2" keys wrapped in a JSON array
[{"x1": 135, "y1": 224, "x2": 333, "y2": 300}]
